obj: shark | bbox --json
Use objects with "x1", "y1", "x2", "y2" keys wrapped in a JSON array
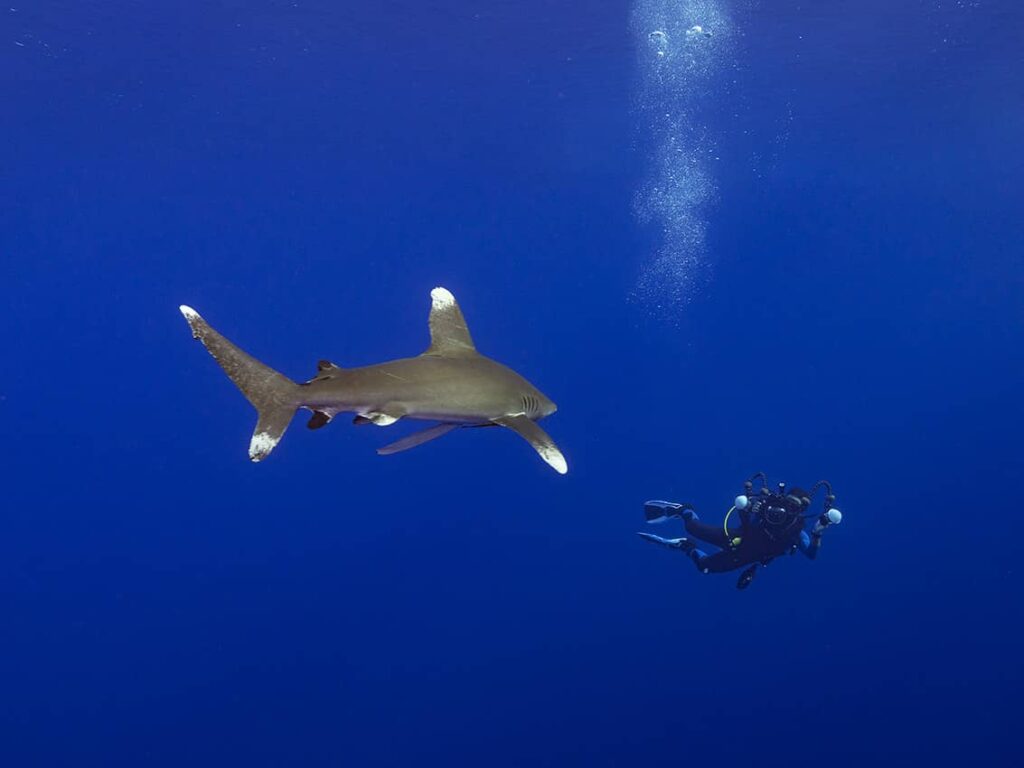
[{"x1": 178, "y1": 287, "x2": 567, "y2": 473}]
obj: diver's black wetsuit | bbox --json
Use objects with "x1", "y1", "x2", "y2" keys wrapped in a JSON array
[
  {"x1": 681, "y1": 505, "x2": 816, "y2": 573},
  {"x1": 641, "y1": 480, "x2": 839, "y2": 588}
]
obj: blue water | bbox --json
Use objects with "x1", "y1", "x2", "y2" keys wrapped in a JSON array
[{"x1": 3, "y1": 2, "x2": 1022, "y2": 766}]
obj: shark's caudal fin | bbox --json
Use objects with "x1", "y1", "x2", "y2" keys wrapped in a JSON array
[{"x1": 179, "y1": 306, "x2": 299, "y2": 462}]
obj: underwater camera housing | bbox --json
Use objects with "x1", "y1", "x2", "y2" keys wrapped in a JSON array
[
  {"x1": 728, "y1": 474, "x2": 841, "y2": 590},
  {"x1": 741, "y1": 473, "x2": 839, "y2": 536}
]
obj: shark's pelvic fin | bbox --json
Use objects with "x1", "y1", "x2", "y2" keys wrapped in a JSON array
[
  {"x1": 360, "y1": 403, "x2": 407, "y2": 426},
  {"x1": 493, "y1": 414, "x2": 568, "y2": 474},
  {"x1": 179, "y1": 305, "x2": 299, "y2": 462},
  {"x1": 377, "y1": 423, "x2": 459, "y2": 456},
  {"x1": 423, "y1": 287, "x2": 477, "y2": 358},
  {"x1": 307, "y1": 410, "x2": 334, "y2": 430}
]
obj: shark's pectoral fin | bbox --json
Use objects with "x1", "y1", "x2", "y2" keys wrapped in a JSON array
[
  {"x1": 493, "y1": 415, "x2": 568, "y2": 474},
  {"x1": 378, "y1": 423, "x2": 459, "y2": 456},
  {"x1": 360, "y1": 403, "x2": 407, "y2": 427}
]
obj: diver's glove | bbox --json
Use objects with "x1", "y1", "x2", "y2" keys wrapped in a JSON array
[
  {"x1": 644, "y1": 500, "x2": 695, "y2": 523},
  {"x1": 812, "y1": 508, "x2": 842, "y2": 536}
]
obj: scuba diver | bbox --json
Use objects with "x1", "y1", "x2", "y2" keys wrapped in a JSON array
[{"x1": 638, "y1": 473, "x2": 843, "y2": 589}]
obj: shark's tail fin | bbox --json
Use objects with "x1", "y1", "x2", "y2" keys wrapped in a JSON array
[{"x1": 179, "y1": 305, "x2": 300, "y2": 462}]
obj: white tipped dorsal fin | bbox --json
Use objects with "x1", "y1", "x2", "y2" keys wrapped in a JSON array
[
  {"x1": 424, "y1": 287, "x2": 477, "y2": 357},
  {"x1": 179, "y1": 305, "x2": 203, "y2": 337},
  {"x1": 179, "y1": 305, "x2": 200, "y2": 322}
]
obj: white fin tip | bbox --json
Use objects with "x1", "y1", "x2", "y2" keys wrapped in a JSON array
[
  {"x1": 430, "y1": 287, "x2": 455, "y2": 307},
  {"x1": 248, "y1": 431, "x2": 277, "y2": 462},
  {"x1": 540, "y1": 446, "x2": 568, "y2": 475},
  {"x1": 179, "y1": 305, "x2": 200, "y2": 322}
]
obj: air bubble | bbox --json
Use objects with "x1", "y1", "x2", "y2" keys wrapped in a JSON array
[{"x1": 630, "y1": 0, "x2": 733, "y2": 312}]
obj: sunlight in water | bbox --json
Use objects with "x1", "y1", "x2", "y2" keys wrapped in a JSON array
[{"x1": 631, "y1": 0, "x2": 733, "y2": 310}]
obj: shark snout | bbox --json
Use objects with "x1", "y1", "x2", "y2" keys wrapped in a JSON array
[{"x1": 535, "y1": 393, "x2": 557, "y2": 419}]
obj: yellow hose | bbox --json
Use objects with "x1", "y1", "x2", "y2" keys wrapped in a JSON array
[{"x1": 722, "y1": 506, "x2": 736, "y2": 541}]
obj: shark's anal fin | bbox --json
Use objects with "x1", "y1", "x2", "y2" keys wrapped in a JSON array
[
  {"x1": 377, "y1": 423, "x2": 459, "y2": 456},
  {"x1": 493, "y1": 415, "x2": 568, "y2": 474},
  {"x1": 423, "y1": 287, "x2": 478, "y2": 358}
]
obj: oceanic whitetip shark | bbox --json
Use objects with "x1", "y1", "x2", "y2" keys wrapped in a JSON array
[{"x1": 178, "y1": 287, "x2": 567, "y2": 473}]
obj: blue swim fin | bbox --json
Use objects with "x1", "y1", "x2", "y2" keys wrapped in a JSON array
[{"x1": 643, "y1": 500, "x2": 694, "y2": 523}]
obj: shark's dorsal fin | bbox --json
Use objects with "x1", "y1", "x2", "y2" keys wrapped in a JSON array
[{"x1": 423, "y1": 287, "x2": 477, "y2": 358}]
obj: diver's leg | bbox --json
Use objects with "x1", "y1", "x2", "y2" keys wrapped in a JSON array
[
  {"x1": 645, "y1": 501, "x2": 732, "y2": 549},
  {"x1": 683, "y1": 517, "x2": 731, "y2": 549},
  {"x1": 637, "y1": 533, "x2": 712, "y2": 566},
  {"x1": 642, "y1": 501, "x2": 737, "y2": 548},
  {"x1": 637, "y1": 532, "x2": 690, "y2": 549},
  {"x1": 690, "y1": 549, "x2": 737, "y2": 574},
  {"x1": 637, "y1": 533, "x2": 742, "y2": 577}
]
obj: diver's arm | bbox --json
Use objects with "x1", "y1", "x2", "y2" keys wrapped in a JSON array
[
  {"x1": 738, "y1": 501, "x2": 753, "y2": 526},
  {"x1": 798, "y1": 509, "x2": 842, "y2": 560},
  {"x1": 797, "y1": 529, "x2": 822, "y2": 560}
]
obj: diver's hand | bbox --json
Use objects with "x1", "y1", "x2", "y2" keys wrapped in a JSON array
[{"x1": 813, "y1": 508, "x2": 842, "y2": 535}]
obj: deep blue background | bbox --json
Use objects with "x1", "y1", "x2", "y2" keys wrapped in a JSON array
[{"x1": 2, "y1": 1, "x2": 1022, "y2": 766}]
